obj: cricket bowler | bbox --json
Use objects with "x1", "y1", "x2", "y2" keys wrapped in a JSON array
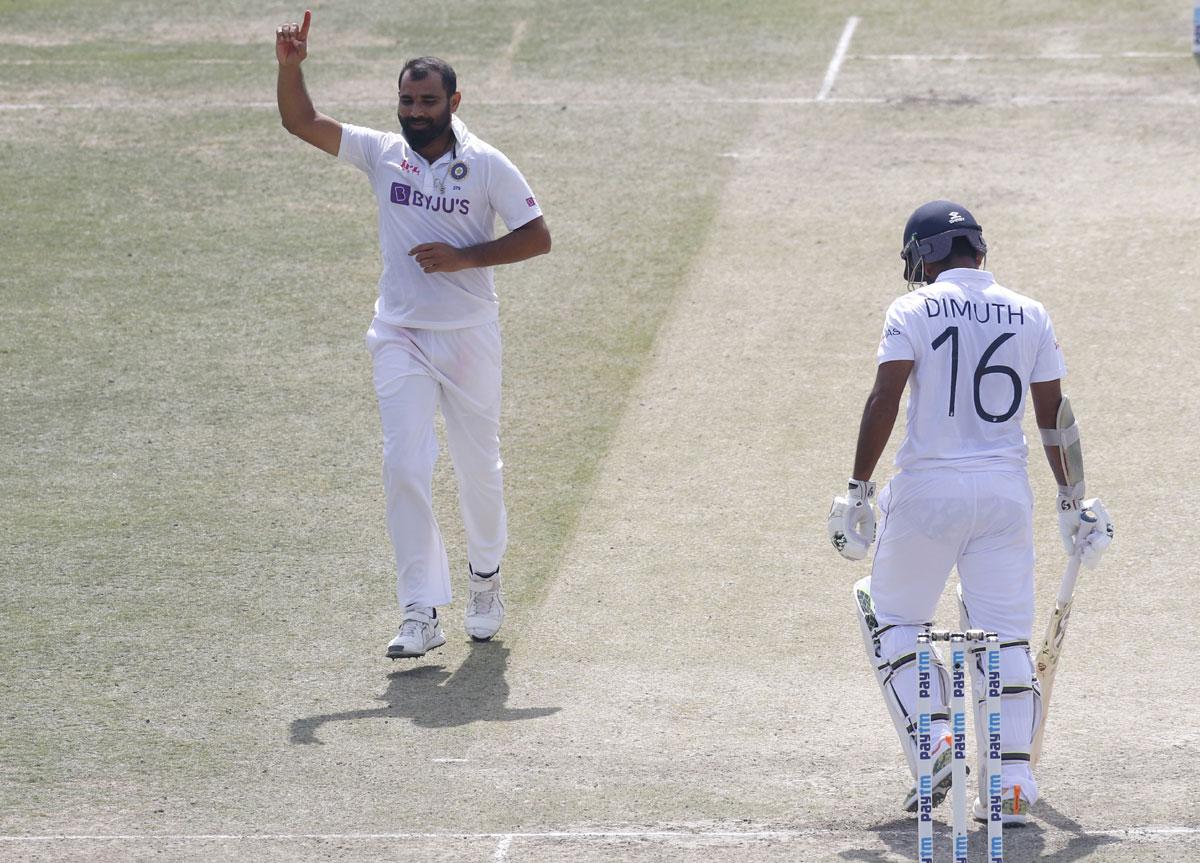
[{"x1": 275, "y1": 11, "x2": 552, "y2": 658}]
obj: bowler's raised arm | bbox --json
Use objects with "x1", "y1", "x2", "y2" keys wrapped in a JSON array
[{"x1": 276, "y1": 10, "x2": 342, "y2": 156}]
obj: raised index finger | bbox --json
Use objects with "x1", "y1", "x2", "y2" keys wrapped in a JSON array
[{"x1": 298, "y1": 9, "x2": 312, "y2": 40}]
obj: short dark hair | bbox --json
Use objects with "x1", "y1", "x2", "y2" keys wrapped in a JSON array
[
  {"x1": 398, "y1": 57, "x2": 457, "y2": 98},
  {"x1": 949, "y1": 235, "x2": 983, "y2": 260}
]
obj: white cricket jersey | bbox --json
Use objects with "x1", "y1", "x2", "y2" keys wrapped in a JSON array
[
  {"x1": 876, "y1": 268, "x2": 1066, "y2": 473},
  {"x1": 338, "y1": 115, "x2": 543, "y2": 329}
]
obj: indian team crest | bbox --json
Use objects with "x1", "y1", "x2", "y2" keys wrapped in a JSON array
[{"x1": 449, "y1": 160, "x2": 469, "y2": 181}]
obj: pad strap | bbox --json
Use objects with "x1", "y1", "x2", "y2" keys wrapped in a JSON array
[{"x1": 1039, "y1": 422, "x2": 1079, "y2": 447}]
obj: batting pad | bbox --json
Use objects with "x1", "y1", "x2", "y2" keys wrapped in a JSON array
[{"x1": 855, "y1": 577, "x2": 949, "y2": 779}]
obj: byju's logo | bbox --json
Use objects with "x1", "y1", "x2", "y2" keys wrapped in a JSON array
[{"x1": 389, "y1": 182, "x2": 471, "y2": 215}]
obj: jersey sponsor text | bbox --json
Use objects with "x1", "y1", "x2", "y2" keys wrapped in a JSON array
[{"x1": 389, "y1": 182, "x2": 470, "y2": 214}]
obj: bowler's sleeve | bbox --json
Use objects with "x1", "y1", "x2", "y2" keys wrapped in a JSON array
[
  {"x1": 337, "y1": 123, "x2": 385, "y2": 176},
  {"x1": 488, "y1": 151, "x2": 542, "y2": 230}
]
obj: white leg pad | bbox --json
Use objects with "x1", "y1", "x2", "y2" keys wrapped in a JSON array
[
  {"x1": 957, "y1": 586, "x2": 1042, "y2": 802},
  {"x1": 855, "y1": 577, "x2": 950, "y2": 778}
]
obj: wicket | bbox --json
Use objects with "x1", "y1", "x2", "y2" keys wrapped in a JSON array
[{"x1": 916, "y1": 629, "x2": 1003, "y2": 863}]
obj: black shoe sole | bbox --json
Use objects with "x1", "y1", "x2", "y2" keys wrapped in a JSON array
[
  {"x1": 905, "y1": 782, "x2": 951, "y2": 813},
  {"x1": 386, "y1": 642, "x2": 445, "y2": 659},
  {"x1": 903, "y1": 766, "x2": 969, "y2": 813}
]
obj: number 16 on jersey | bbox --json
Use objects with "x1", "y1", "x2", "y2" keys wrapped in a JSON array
[{"x1": 931, "y1": 327, "x2": 1022, "y2": 423}]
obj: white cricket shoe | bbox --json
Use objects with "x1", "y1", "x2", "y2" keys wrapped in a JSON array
[
  {"x1": 464, "y1": 566, "x2": 505, "y2": 642},
  {"x1": 972, "y1": 784, "x2": 1032, "y2": 826},
  {"x1": 386, "y1": 608, "x2": 446, "y2": 659},
  {"x1": 902, "y1": 734, "x2": 968, "y2": 812}
]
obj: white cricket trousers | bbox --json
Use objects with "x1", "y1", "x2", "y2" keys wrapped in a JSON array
[
  {"x1": 366, "y1": 318, "x2": 507, "y2": 611},
  {"x1": 870, "y1": 468, "x2": 1035, "y2": 638},
  {"x1": 870, "y1": 467, "x2": 1039, "y2": 797}
]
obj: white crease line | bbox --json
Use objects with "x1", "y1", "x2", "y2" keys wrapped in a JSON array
[
  {"x1": 0, "y1": 58, "x2": 262, "y2": 65},
  {"x1": 505, "y1": 21, "x2": 528, "y2": 64},
  {"x1": 0, "y1": 58, "x2": 374, "y2": 66},
  {"x1": 816, "y1": 16, "x2": 860, "y2": 101},
  {"x1": 7, "y1": 92, "x2": 1200, "y2": 112},
  {"x1": 853, "y1": 51, "x2": 1187, "y2": 61},
  {"x1": 1, "y1": 827, "x2": 1198, "y2": 842},
  {"x1": 0, "y1": 98, "x2": 831, "y2": 112},
  {"x1": 0, "y1": 51, "x2": 1187, "y2": 67},
  {"x1": 494, "y1": 833, "x2": 514, "y2": 861},
  {"x1": 0, "y1": 98, "x2": 842, "y2": 111}
]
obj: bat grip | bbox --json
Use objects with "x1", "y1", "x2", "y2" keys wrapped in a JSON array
[{"x1": 1057, "y1": 553, "x2": 1082, "y2": 606}]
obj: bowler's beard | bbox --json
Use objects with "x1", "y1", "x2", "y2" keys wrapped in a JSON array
[{"x1": 399, "y1": 106, "x2": 452, "y2": 150}]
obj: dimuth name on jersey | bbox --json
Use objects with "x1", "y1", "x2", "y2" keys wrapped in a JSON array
[{"x1": 923, "y1": 297, "x2": 1026, "y2": 326}]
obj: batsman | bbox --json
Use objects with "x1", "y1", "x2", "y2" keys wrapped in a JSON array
[{"x1": 830, "y1": 202, "x2": 1114, "y2": 824}]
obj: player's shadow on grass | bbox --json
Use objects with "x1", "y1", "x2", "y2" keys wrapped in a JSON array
[
  {"x1": 288, "y1": 640, "x2": 559, "y2": 744},
  {"x1": 838, "y1": 800, "x2": 1119, "y2": 863}
]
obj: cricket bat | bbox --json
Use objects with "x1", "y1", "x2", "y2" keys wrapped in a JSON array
[{"x1": 1029, "y1": 508, "x2": 1096, "y2": 768}]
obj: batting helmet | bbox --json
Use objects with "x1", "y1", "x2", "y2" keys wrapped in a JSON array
[{"x1": 900, "y1": 200, "x2": 987, "y2": 284}]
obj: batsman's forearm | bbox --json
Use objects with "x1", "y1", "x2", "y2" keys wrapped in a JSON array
[
  {"x1": 1040, "y1": 444, "x2": 1068, "y2": 487},
  {"x1": 851, "y1": 394, "x2": 899, "y2": 482},
  {"x1": 1030, "y1": 380, "x2": 1069, "y2": 488},
  {"x1": 277, "y1": 65, "x2": 318, "y2": 132}
]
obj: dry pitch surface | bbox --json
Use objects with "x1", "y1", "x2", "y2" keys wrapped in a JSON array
[{"x1": 2, "y1": 2, "x2": 1199, "y2": 861}]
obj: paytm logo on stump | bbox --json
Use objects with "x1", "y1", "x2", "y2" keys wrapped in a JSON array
[{"x1": 390, "y1": 182, "x2": 470, "y2": 215}]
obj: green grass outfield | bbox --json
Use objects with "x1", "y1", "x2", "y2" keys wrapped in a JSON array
[{"x1": 2, "y1": 2, "x2": 1199, "y2": 861}]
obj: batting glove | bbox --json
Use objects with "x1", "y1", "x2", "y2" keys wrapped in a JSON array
[
  {"x1": 1058, "y1": 494, "x2": 1114, "y2": 568},
  {"x1": 828, "y1": 479, "x2": 877, "y2": 561},
  {"x1": 1075, "y1": 498, "x2": 1114, "y2": 568},
  {"x1": 1055, "y1": 481, "x2": 1086, "y2": 556}
]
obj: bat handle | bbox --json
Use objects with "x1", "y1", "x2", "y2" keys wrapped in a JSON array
[
  {"x1": 1057, "y1": 554, "x2": 1082, "y2": 605},
  {"x1": 1055, "y1": 508, "x2": 1095, "y2": 604}
]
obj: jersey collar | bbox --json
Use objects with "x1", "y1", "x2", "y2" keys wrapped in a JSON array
[
  {"x1": 935, "y1": 268, "x2": 995, "y2": 285},
  {"x1": 406, "y1": 116, "x2": 470, "y2": 171}
]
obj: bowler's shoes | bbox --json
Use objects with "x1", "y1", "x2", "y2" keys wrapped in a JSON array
[
  {"x1": 972, "y1": 785, "x2": 1032, "y2": 826},
  {"x1": 464, "y1": 565, "x2": 505, "y2": 642},
  {"x1": 386, "y1": 608, "x2": 446, "y2": 659},
  {"x1": 902, "y1": 734, "x2": 968, "y2": 812}
]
